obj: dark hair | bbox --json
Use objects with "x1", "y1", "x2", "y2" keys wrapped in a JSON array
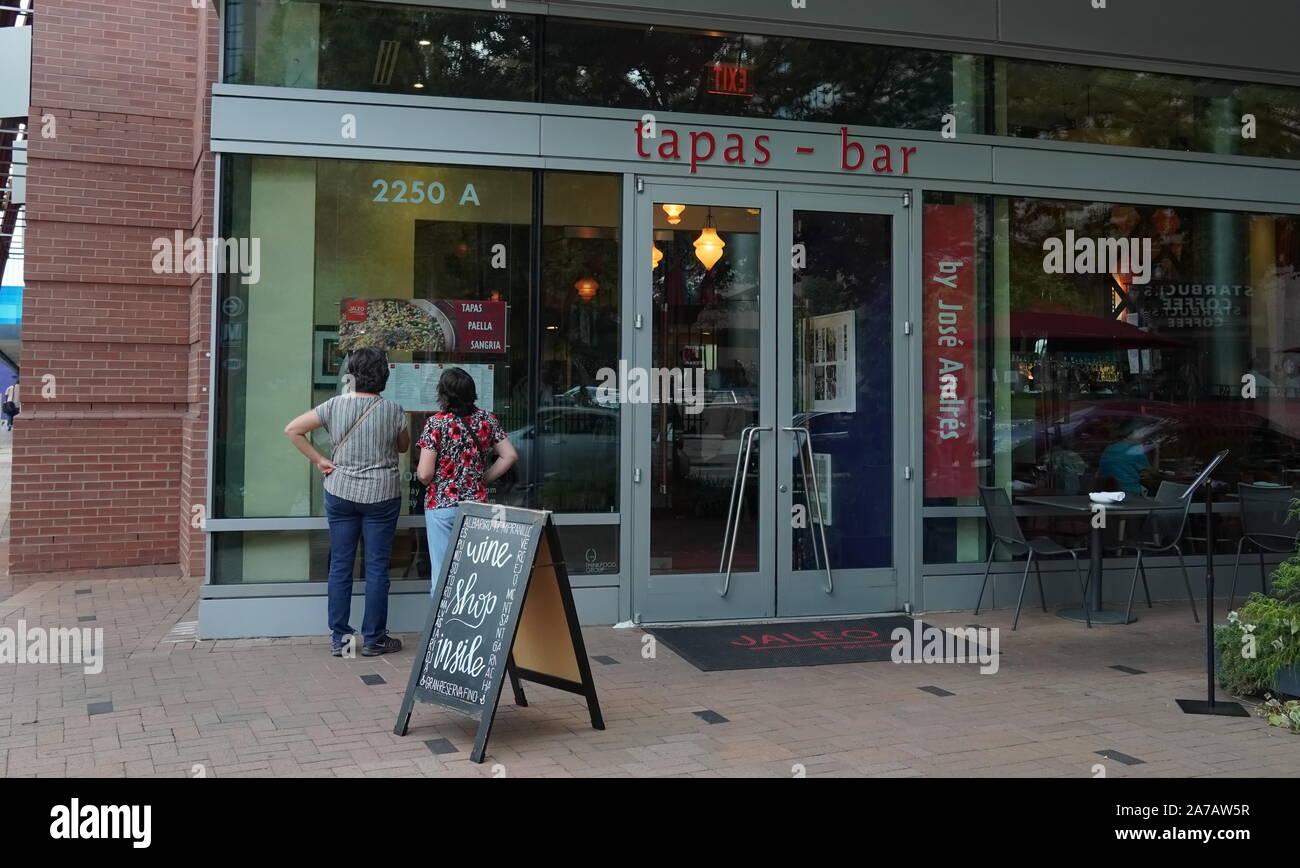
[
  {"x1": 437, "y1": 367, "x2": 478, "y2": 416},
  {"x1": 347, "y1": 347, "x2": 390, "y2": 394}
]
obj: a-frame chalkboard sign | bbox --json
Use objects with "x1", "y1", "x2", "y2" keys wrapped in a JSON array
[{"x1": 394, "y1": 502, "x2": 604, "y2": 763}]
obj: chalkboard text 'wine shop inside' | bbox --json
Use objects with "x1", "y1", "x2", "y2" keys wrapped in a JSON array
[{"x1": 419, "y1": 518, "x2": 532, "y2": 705}]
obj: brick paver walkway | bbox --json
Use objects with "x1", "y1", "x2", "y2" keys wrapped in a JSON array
[{"x1": 1, "y1": 573, "x2": 1296, "y2": 778}]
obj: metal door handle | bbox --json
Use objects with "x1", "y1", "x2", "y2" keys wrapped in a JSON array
[
  {"x1": 782, "y1": 426, "x2": 833, "y2": 594},
  {"x1": 720, "y1": 425, "x2": 770, "y2": 597},
  {"x1": 719, "y1": 425, "x2": 755, "y2": 576}
]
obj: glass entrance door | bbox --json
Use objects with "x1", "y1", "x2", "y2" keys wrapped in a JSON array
[
  {"x1": 631, "y1": 184, "x2": 906, "y2": 623},
  {"x1": 776, "y1": 193, "x2": 908, "y2": 616},
  {"x1": 632, "y1": 185, "x2": 777, "y2": 621}
]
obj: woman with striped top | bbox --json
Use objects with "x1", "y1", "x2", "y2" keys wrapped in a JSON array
[{"x1": 284, "y1": 347, "x2": 409, "y2": 657}]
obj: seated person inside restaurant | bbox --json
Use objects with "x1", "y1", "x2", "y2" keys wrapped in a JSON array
[{"x1": 1096, "y1": 419, "x2": 1159, "y2": 495}]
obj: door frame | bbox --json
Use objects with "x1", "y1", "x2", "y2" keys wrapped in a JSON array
[
  {"x1": 628, "y1": 177, "x2": 912, "y2": 624},
  {"x1": 630, "y1": 182, "x2": 779, "y2": 623},
  {"x1": 775, "y1": 191, "x2": 912, "y2": 617}
]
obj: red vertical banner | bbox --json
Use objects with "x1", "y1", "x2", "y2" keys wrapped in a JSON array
[{"x1": 922, "y1": 204, "x2": 977, "y2": 498}]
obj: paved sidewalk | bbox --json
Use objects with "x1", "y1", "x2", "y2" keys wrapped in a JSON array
[{"x1": 0, "y1": 573, "x2": 1296, "y2": 778}]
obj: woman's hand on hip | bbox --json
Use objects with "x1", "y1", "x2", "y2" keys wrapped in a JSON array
[{"x1": 316, "y1": 457, "x2": 336, "y2": 476}]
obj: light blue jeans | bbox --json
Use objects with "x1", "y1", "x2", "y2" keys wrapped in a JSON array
[{"x1": 425, "y1": 507, "x2": 459, "y2": 596}]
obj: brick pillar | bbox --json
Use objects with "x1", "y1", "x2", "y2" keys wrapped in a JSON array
[{"x1": 15, "y1": 0, "x2": 218, "y2": 578}]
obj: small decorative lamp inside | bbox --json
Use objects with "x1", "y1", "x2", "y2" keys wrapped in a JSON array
[
  {"x1": 574, "y1": 275, "x2": 599, "y2": 301},
  {"x1": 693, "y1": 209, "x2": 725, "y2": 270}
]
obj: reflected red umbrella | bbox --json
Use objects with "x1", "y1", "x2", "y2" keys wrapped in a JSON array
[{"x1": 1009, "y1": 311, "x2": 1187, "y2": 351}]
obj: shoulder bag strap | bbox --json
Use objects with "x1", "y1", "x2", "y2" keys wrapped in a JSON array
[
  {"x1": 461, "y1": 412, "x2": 484, "y2": 453},
  {"x1": 332, "y1": 397, "x2": 383, "y2": 455}
]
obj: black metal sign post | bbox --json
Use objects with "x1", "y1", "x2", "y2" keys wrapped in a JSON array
[
  {"x1": 394, "y1": 503, "x2": 604, "y2": 762},
  {"x1": 1175, "y1": 451, "x2": 1248, "y2": 717}
]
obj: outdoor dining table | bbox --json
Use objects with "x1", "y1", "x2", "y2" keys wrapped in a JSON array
[{"x1": 1016, "y1": 494, "x2": 1183, "y2": 625}]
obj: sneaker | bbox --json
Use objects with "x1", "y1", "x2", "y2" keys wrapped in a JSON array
[
  {"x1": 330, "y1": 635, "x2": 354, "y2": 657},
  {"x1": 361, "y1": 635, "x2": 402, "y2": 656}
]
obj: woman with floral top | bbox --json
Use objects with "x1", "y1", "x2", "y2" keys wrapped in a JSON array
[{"x1": 416, "y1": 367, "x2": 518, "y2": 593}]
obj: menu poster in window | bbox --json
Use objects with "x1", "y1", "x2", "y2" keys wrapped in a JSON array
[
  {"x1": 380, "y1": 362, "x2": 495, "y2": 413},
  {"x1": 339, "y1": 298, "x2": 506, "y2": 353},
  {"x1": 805, "y1": 310, "x2": 856, "y2": 413},
  {"x1": 394, "y1": 503, "x2": 604, "y2": 763},
  {"x1": 922, "y1": 203, "x2": 977, "y2": 499}
]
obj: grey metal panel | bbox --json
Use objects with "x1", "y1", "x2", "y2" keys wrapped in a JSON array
[
  {"x1": 907, "y1": 183, "x2": 925, "y2": 611},
  {"x1": 212, "y1": 82, "x2": 541, "y2": 113},
  {"x1": 202, "y1": 579, "x2": 430, "y2": 597},
  {"x1": 216, "y1": 83, "x2": 1300, "y2": 170},
  {"x1": 211, "y1": 138, "x2": 548, "y2": 170},
  {"x1": 617, "y1": 173, "x2": 637, "y2": 623},
  {"x1": 572, "y1": 585, "x2": 621, "y2": 625},
  {"x1": 198, "y1": 585, "x2": 617, "y2": 637},
  {"x1": 553, "y1": 512, "x2": 620, "y2": 525},
  {"x1": 213, "y1": 88, "x2": 993, "y2": 180},
  {"x1": 211, "y1": 93, "x2": 541, "y2": 156},
  {"x1": 204, "y1": 153, "x2": 224, "y2": 587},
  {"x1": 999, "y1": 0, "x2": 1300, "y2": 79},
  {"x1": 199, "y1": 590, "x2": 434, "y2": 638},
  {"x1": 550, "y1": 0, "x2": 1000, "y2": 41},
  {"x1": 211, "y1": 89, "x2": 1300, "y2": 210},
  {"x1": 202, "y1": 568, "x2": 620, "y2": 592},
  {"x1": 993, "y1": 146, "x2": 1300, "y2": 207},
  {"x1": 204, "y1": 512, "x2": 619, "y2": 531}
]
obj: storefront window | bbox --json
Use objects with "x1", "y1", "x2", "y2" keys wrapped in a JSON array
[
  {"x1": 214, "y1": 156, "x2": 620, "y2": 583},
  {"x1": 999, "y1": 58, "x2": 1300, "y2": 160},
  {"x1": 535, "y1": 173, "x2": 621, "y2": 512},
  {"x1": 222, "y1": 0, "x2": 536, "y2": 99},
  {"x1": 545, "y1": 19, "x2": 980, "y2": 134},
  {"x1": 922, "y1": 192, "x2": 1300, "y2": 563},
  {"x1": 222, "y1": 1, "x2": 1300, "y2": 161}
]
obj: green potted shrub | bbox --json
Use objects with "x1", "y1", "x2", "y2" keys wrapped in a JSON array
[{"x1": 1214, "y1": 504, "x2": 1300, "y2": 725}]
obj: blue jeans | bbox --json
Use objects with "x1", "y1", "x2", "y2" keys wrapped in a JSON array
[
  {"x1": 325, "y1": 491, "x2": 401, "y2": 647},
  {"x1": 425, "y1": 507, "x2": 459, "y2": 597}
]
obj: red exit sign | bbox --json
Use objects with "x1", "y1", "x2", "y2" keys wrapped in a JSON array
[{"x1": 706, "y1": 62, "x2": 752, "y2": 97}]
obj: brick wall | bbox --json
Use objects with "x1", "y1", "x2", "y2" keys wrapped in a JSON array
[{"x1": 15, "y1": 0, "x2": 219, "y2": 578}]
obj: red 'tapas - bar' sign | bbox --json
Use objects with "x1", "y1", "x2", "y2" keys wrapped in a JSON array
[{"x1": 634, "y1": 122, "x2": 917, "y2": 176}]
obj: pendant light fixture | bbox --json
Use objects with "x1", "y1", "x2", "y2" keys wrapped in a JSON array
[
  {"x1": 652, "y1": 244, "x2": 663, "y2": 270},
  {"x1": 661, "y1": 203, "x2": 686, "y2": 225},
  {"x1": 574, "y1": 275, "x2": 599, "y2": 302},
  {"x1": 693, "y1": 208, "x2": 725, "y2": 270}
]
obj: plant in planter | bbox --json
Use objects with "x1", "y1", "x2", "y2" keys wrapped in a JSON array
[
  {"x1": 1213, "y1": 501, "x2": 1300, "y2": 713},
  {"x1": 1259, "y1": 695, "x2": 1300, "y2": 733}
]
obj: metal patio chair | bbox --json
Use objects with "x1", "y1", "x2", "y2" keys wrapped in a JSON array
[
  {"x1": 1115, "y1": 481, "x2": 1200, "y2": 625},
  {"x1": 973, "y1": 485, "x2": 1088, "y2": 629},
  {"x1": 1229, "y1": 484, "x2": 1297, "y2": 608}
]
